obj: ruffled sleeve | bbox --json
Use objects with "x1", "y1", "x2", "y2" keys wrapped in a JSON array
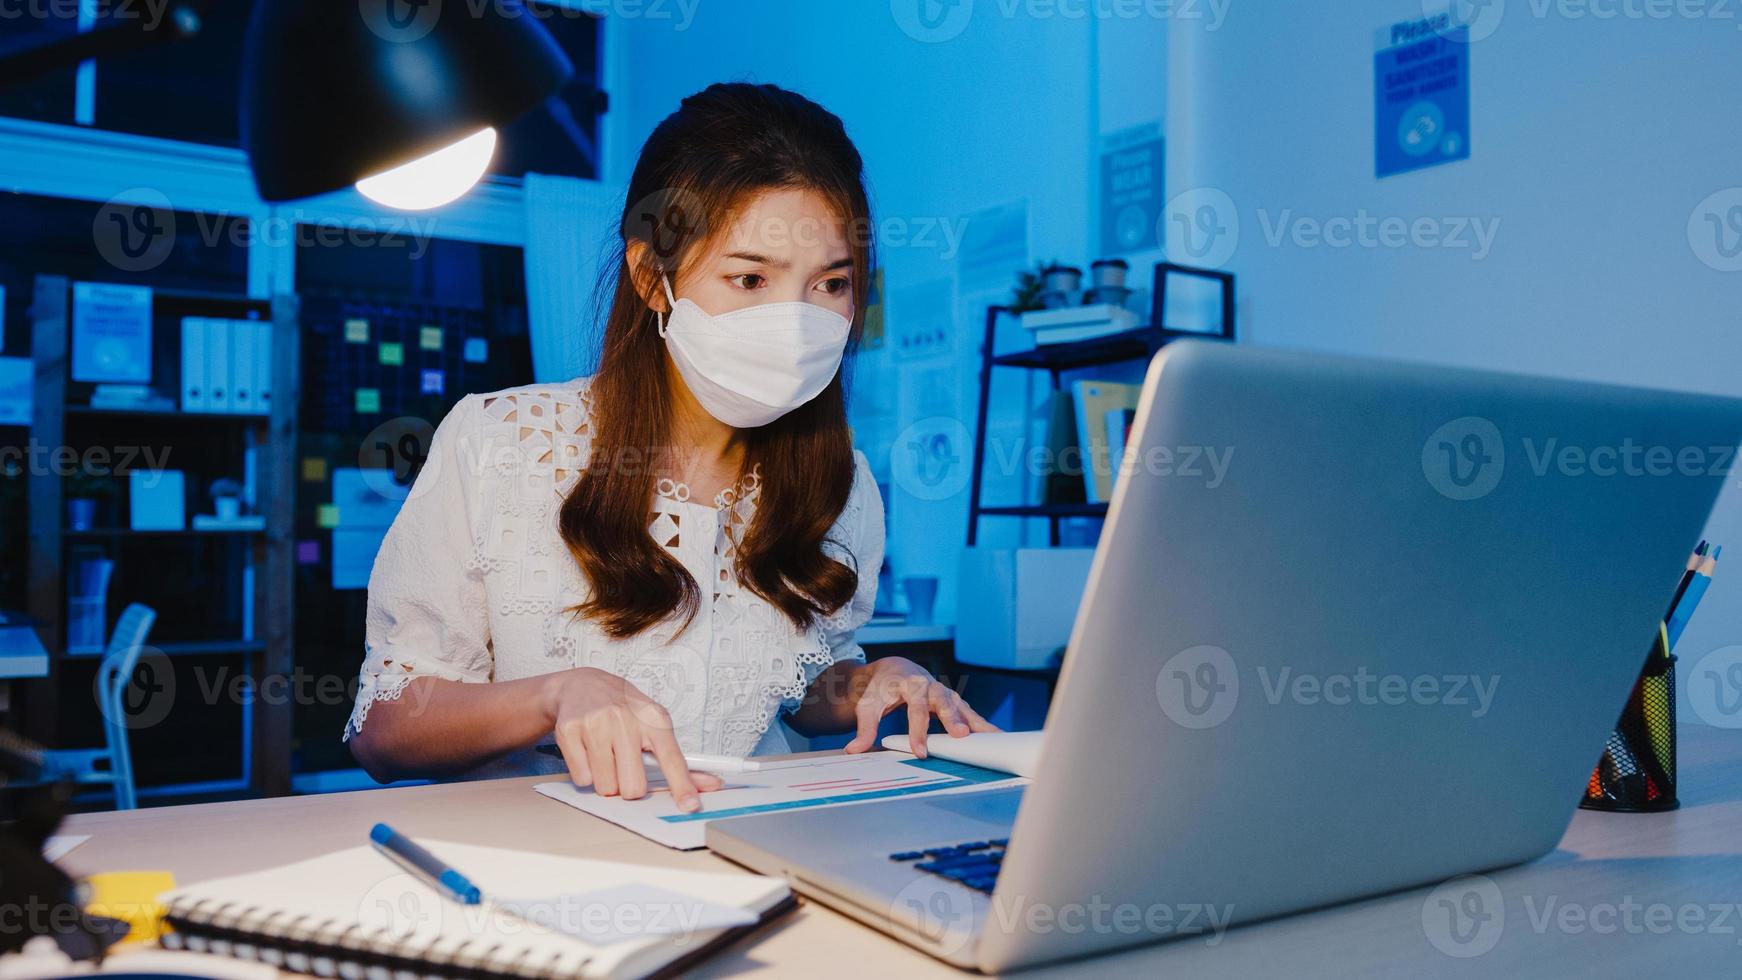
[
  {"x1": 344, "y1": 395, "x2": 494, "y2": 740},
  {"x1": 782, "y1": 449, "x2": 884, "y2": 708}
]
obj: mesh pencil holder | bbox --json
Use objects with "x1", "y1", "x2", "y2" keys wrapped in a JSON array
[{"x1": 1581, "y1": 654, "x2": 1677, "y2": 813}]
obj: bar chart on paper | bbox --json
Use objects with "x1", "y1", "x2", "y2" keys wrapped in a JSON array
[{"x1": 535, "y1": 755, "x2": 1022, "y2": 849}]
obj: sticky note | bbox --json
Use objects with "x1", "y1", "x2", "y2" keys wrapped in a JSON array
[
  {"x1": 355, "y1": 388, "x2": 380, "y2": 414},
  {"x1": 301, "y1": 457, "x2": 328, "y2": 482},
  {"x1": 317, "y1": 504, "x2": 340, "y2": 529},
  {"x1": 463, "y1": 337, "x2": 488, "y2": 363},
  {"x1": 378, "y1": 342, "x2": 403, "y2": 366},
  {"x1": 420, "y1": 369, "x2": 445, "y2": 395},
  {"x1": 85, "y1": 870, "x2": 176, "y2": 944},
  {"x1": 296, "y1": 540, "x2": 320, "y2": 564},
  {"x1": 344, "y1": 318, "x2": 370, "y2": 343},
  {"x1": 419, "y1": 325, "x2": 444, "y2": 350}
]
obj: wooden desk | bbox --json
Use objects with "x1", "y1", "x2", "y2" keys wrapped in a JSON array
[{"x1": 60, "y1": 725, "x2": 1742, "y2": 978}]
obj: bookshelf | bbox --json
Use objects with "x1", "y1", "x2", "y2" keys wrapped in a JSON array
[
  {"x1": 22, "y1": 274, "x2": 299, "y2": 798},
  {"x1": 966, "y1": 262, "x2": 1235, "y2": 547}
]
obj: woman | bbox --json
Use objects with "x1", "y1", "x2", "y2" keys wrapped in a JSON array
[{"x1": 346, "y1": 83, "x2": 995, "y2": 812}]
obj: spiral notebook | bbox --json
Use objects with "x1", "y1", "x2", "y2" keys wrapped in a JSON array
[{"x1": 157, "y1": 841, "x2": 793, "y2": 980}]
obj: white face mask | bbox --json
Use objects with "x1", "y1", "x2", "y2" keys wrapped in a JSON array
[{"x1": 657, "y1": 274, "x2": 852, "y2": 428}]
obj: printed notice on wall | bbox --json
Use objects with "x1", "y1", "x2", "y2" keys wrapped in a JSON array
[
  {"x1": 1374, "y1": 10, "x2": 1470, "y2": 178},
  {"x1": 71, "y1": 282, "x2": 153, "y2": 383},
  {"x1": 1100, "y1": 122, "x2": 1165, "y2": 256}
]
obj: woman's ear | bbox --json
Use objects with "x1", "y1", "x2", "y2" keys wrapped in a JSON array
[{"x1": 624, "y1": 240, "x2": 668, "y2": 314}]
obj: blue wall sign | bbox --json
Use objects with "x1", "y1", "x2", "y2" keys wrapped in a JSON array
[
  {"x1": 1375, "y1": 13, "x2": 1470, "y2": 178},
  {"x1": 1100, "y1": 124, "x2": 1166, "y2": 256}
]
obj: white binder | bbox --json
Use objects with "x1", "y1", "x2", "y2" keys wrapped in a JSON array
[
  {"x1": 207, "y1": 318, "x2": 231, "y2": 413},
  {"x1": 254, "y1": 321, "x2": 273, "y2": 416},
  {"x1": 180, "y1": 317, "x2": 208, "y2": 412},
  {"x1": 231, "y1": 319, "x2": 257, "y2": 414}
]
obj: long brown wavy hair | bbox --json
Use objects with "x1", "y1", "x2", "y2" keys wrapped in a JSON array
[{"x1": 561, "y1": 82, "x2": 873, "y2": 639}]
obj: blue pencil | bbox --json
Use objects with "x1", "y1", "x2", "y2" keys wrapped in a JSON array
[{"x1": 1667, "y1": 545, "x2": 1720, "y2": 649}]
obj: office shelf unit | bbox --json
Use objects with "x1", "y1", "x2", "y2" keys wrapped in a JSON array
[
  {"x1": 966, "y1": 262, "x2": 1235, "y2": 546},
  {"x1": 23, "y1": 275, "x2": 300, "y2": 799}
]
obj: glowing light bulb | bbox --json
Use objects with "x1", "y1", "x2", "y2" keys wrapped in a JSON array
[{"x1": 355, "y1": 127, "x2": 498, "y2": 211}]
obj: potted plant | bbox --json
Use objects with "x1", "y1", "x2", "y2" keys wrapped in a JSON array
[
  {"x1": 1010, "y1": 261, "x2": 1052, "y2": 313},
  {"x1": 64, "y1": 471, "x2": 114, "y2": 531},
  {"x1": 209, "y1": 478, "x2": 245, "y2": 521}
]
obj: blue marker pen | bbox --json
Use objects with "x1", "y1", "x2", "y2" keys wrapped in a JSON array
[{"x1": 369, "y1": 822, "x2": 482, "y2": 905}]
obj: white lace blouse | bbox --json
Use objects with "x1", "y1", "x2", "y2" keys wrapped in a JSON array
[{"x1": 344, "y1": 378, "x2": 884, "y2": 777}]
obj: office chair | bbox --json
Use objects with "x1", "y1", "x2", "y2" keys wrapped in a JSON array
[{"x1": 40, "y1": 604, "x2": 157, "y2": 811}]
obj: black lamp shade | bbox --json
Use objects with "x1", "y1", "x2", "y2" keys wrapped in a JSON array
[{"x1": 241, "y1": 0, "x2": 574, "y2": 202}]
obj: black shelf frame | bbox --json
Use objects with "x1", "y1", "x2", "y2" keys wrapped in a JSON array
[{"x1": 966, "y1": 262, "x2": 1235, "y2": 547}]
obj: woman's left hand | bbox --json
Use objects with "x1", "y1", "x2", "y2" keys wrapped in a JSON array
[{"x1": 843, "y1": 657, "x2": 1000, "y2": 757}]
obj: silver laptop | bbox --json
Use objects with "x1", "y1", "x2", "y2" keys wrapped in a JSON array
[{"x1": 708, "y1": 341, "x2": 1742, "y2": 972}]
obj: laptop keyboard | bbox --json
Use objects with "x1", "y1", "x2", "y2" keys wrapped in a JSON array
[{"x1": 888, "y1": 838, "x2": 1010, "y2": 893}]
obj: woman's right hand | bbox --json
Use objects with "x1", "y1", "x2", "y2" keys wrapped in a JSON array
[{"x1": 541, "y1": 667, "x2": 723, "y2": 812}]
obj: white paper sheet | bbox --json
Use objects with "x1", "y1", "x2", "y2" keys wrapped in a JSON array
[
  {"x1": 535, "y1": 753, "x2": 1024, "y2": 850},
  {"x1": 43, "y1": 835, "x2": 90, "y2": 862}
]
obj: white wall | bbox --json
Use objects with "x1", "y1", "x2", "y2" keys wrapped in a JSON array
[{"x1": 1169, "y1": 1, "x2": 1742, "y2": 715}]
